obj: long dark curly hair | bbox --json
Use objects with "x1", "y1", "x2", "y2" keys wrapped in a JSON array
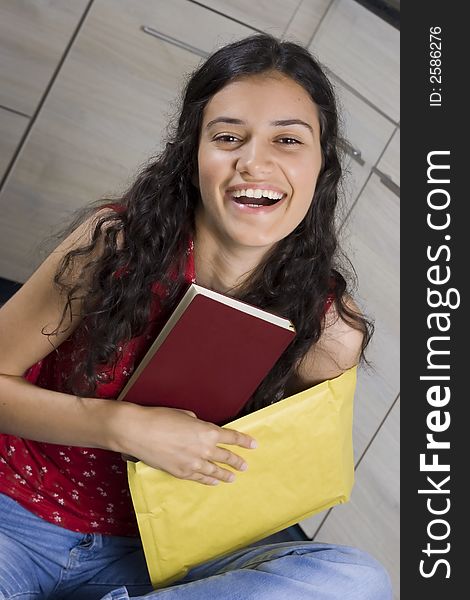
[{"x1": 50, "y1": 33, "x2": 373, "y2": 417}]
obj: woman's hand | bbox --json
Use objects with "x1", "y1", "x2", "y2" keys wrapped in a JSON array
[{"x1": 116, "y1": 404, "x2": 257, "y2": 486}]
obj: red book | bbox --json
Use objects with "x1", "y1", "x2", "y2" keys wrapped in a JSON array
[{"x1": 117, "y1": 284, "x2": 296, "y2": 423}]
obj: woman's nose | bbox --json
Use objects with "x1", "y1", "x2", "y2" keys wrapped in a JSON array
[{"x1": 235, "y1": 140, "x2": 274, "y2": 177}]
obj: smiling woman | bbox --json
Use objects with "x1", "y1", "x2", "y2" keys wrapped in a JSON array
[{"x1": 0, "y1": 33, "x2": 392, "y2": 600}]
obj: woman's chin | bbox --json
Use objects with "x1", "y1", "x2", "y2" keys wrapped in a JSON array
[{"x1": 223, "y1": 227, "x2": 284, "y2": 250}]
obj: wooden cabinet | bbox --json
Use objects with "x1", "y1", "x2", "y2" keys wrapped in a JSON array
[
  {"x1": 283, "y1": 0, "x2": 331, "y2": 46},
  {"x1": 310, "y1": 0, "x2": 399, "y2": 122},
  {"x1": 377, "y1": 127, "x2": 400, "y2": 188},
  {"x1": 0, "y1": 0, "x2": 252, "y2": 282},
  {"x1": 0, "y1": 0, "x2": 89, "y2": 115},
  {"x1": 331, "y1": 76, "x2": 395, "y2": 217},
  {"x1": 0, "y1": 108, "x2": 28, "y2": 180},
  {"x1": 342, "y1": 173, "x2": 399, "y2": 460},
  {"x1": 196, "y1": 0, "x2": 298, "y2": 36},
  {"x1": 200, "y1": 0, "x2": 330, "y2": 43}
]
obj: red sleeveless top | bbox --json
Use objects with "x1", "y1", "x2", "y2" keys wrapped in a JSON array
[
  {"x1": 0, "y1": 237, "x2": 335, "y2": 537},
  {"x1": 0, "y1": 241, "x2": 196, "y2": 536}
]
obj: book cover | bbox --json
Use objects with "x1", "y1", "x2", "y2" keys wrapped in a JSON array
[{"x1": 118, "y1": 284, "x2": 296, "y2": 423}]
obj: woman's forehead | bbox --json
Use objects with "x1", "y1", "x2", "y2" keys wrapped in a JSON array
[{"x1": 202, "y1": 74, "x2": 319, "y2": 126}]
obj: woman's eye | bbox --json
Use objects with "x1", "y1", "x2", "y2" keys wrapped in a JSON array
[
  {"x1": 213, "y1": 135, "x2": 240, "y2": 143},
  {"x1": 277, "y1": 137, "x2": 302, "y2": 145},
  {"x1": 212, "y1": 135, "x2": 301, "y2": 145}
]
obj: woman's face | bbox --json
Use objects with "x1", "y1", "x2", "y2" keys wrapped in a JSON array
[{"x1": 195, "y1": 72, "x2": 323, "y2": 250}]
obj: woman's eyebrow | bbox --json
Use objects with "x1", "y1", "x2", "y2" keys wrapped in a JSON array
[{"x1": 206, "y1": 117, "x2": 314, "y2": 134}]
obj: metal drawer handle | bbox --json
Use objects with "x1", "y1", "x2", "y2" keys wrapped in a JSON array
[
  {"x1": 339, "y1": 139, "x2": 365, "y2": 166},
  {"x1": 372, "y1": 167, "x2": 400, "y2": 197},
  {"x1": 141, "y1": 25, "x2": 209, "y2": 59}
]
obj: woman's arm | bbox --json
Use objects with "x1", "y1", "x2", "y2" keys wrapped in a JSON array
[
  {"x1": 0, "y1": 213, "x2": 255, "y2": 484},
  {"x1": 0, "y1": 209, "x2": 125, "y2": 448},
  {"x1": 285, "y1": 295, "x2": 364, "y2": 396}
]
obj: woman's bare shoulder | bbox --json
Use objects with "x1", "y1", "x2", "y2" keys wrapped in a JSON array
[
  {"x1": 286, "y1": 295, "x2": 364, "y2": 394},
  {"x1": 314, "y1": 294, "x2": 364, "y2": 373},
  {"x1": 0, "y1": 207, "x2": 117, "y2": 377}
]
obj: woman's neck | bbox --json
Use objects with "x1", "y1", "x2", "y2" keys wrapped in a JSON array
[{"x1": 193, "y1": 227, "x2": 269, "y2": 295}]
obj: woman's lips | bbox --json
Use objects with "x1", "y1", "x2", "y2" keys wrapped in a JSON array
[{"x1": 224, "y1": 191, "x2": 287, "y2": 214}]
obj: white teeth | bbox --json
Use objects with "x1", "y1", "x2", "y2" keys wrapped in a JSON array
[{"x1": 231, "y1": 188, "x2": 284, "y2": 200}]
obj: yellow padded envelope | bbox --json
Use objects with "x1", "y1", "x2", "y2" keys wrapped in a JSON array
[{"x1": 127, "y1": 366, "x2": 356, "y2": 588}]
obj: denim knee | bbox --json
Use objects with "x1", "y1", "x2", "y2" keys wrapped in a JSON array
[
  {"x1": 361, "y1": 555, "x2": 393, "y2": 600},
  {"x1": 333, "y1": 545, "x2": 393, "y2": 600}
]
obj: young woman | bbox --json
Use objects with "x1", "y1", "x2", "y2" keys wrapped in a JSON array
[{"x1": 0, "y1": 34, "x2": 392, "y2": 599}]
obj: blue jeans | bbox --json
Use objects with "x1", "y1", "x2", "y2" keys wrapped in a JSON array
[{"x1": 0, "y1": 493, "x2": 392, "y2": 599}]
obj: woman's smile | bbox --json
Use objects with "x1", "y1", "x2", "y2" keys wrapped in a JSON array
[
  {"x1": 227, "y1": 193, "x2": 287, "y2": 213},
  {"x1": 224, "y1": 183, "x2": 287, "y2": 214}
]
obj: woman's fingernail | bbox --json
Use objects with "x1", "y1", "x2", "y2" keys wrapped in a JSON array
[
  {"x1": 250, "y1": 440, "x2": 258, "y2": 449},
  {"x1": 240, "y1": 462, "x2": 248, "y2": 471}
]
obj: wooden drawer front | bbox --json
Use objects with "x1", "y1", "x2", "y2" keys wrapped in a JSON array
[
  {"x1": 0, "y1": 0, "x2": 252, "y2": 282},
  {"x1": 377, "y1": 127, "x2": 400, "y2": 188},
  {"x1": 310, "y1": 0, "x2": 399, "y2": 122},
  {"x1": 195, "y1": 0, "x2": 299, "y2": 35},
  {"x1": 341, "y1": 173, "x2": 399, "y2": 460},
  {"x1": 0, "y1": 1, "x2": 89, "y2": 115},
  {"x1": 284, "y1": 0, "x2": 331, "y2": 46},
  {"x1": 129, "y1": 0, "x2": 254, "y2": 57},
  {"x1": 332, "y1": 77, "x2": 395, "y2": 215},
  {"x1": 0, "y1": 109, "x2": 28, "y2": 181}
]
